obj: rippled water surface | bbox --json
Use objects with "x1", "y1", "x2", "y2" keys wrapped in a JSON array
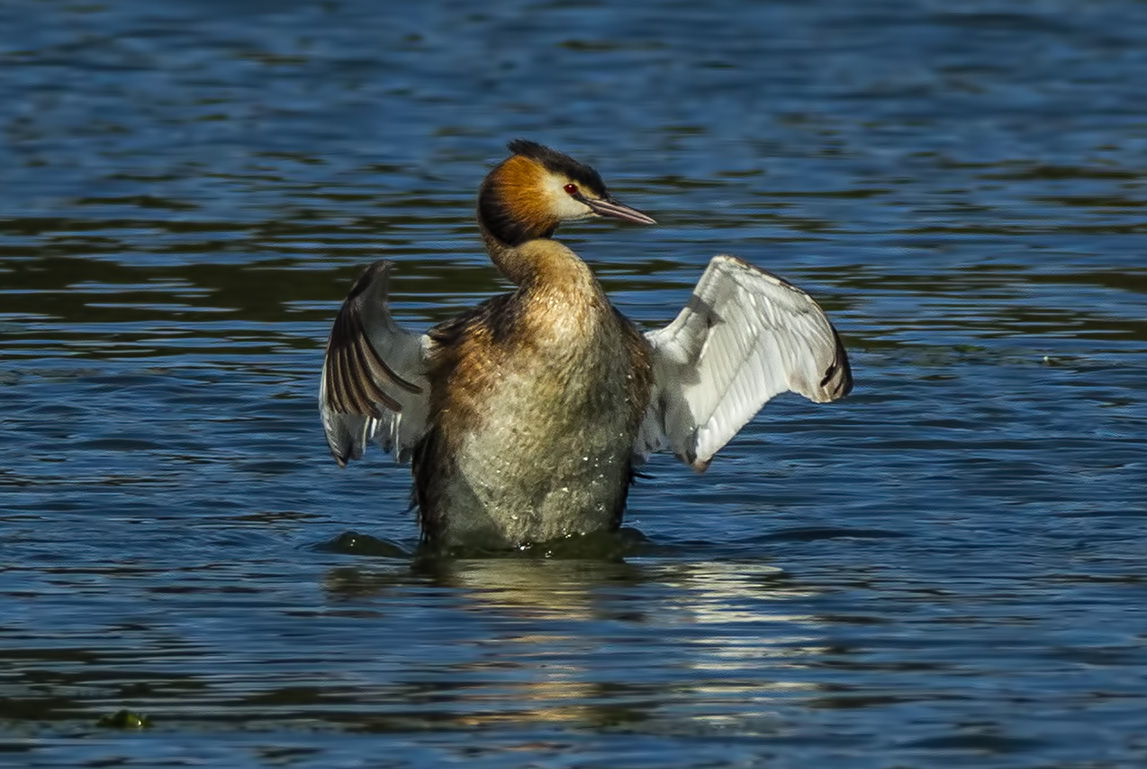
[{"x1": 3, "y1": 1, "x2": 1147, "y2": 766}]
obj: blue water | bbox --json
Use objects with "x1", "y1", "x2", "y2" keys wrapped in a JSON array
[{"x1": 3, "y1": 1, "x2": 1147, "y2": 767}]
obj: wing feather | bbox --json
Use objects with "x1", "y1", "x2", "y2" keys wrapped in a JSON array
[
  {"x1": 640, "y1": 255, "x2": 852, "y2": 470},
  {"x1": 319, "y1": 260, "x2": 430, "y2": 467}
]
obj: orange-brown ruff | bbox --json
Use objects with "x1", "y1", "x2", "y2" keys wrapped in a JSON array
[{"x1": 319, "y1": 140, "x2": 852, "y2": 550}]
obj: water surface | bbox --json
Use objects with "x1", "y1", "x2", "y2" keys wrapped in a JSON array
[{"x1": 3, "y1": 1, "x2": 1147, "y2": 767}]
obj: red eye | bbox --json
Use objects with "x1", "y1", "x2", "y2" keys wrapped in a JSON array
[{"x1": 563, "y1": 183, "x2": 579, "y2": 195}]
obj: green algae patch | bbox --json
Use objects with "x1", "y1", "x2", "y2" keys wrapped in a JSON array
[{"x1": 96, "y1": 709, "x2": 152, "y2": 729}]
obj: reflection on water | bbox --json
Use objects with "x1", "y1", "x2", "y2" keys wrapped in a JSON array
[
  {"x1": 3, "y1": 0, "x2": 1147, "y2": 767},
  {"x1": 315, "y1": 555, "x2": 826, "y2": 733}
]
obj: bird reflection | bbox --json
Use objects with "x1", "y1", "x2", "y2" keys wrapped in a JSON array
[{"x1": 319, "y1": 553, "x2": 830, "y2": 732}]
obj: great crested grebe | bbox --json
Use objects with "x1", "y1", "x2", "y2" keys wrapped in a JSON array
[{"x1": 320, "y1": 140, "x2": 852, "y2": 549}]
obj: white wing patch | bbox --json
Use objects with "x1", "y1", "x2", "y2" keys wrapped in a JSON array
[{"x1": 639, "y1": 255, "x2": 852, "y2": 470}]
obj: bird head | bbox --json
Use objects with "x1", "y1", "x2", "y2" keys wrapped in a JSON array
[{"x1": 478, "y1": 140, "x2": 655, "y2": 247}]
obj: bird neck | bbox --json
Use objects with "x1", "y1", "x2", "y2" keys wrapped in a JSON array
[
  {"x1": 504, "y1": 239, "x2": 603, "y2": 302},
  {"x1": 479, "y1": 230, "x2": 548, "y2": 286}
]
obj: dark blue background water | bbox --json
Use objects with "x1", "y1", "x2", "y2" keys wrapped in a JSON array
[{"x1": 3, "y1": 1, "x2": 1146, "y2": 766}]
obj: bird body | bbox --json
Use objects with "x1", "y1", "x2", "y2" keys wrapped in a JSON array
[
  {"x1": 319, "y1": 141, "x2": 851, "y2": 549},
  {"x1": 411, "y1": 240, "x2": 652, "y2": 548}
]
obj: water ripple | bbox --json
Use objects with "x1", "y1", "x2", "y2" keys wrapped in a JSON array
[{"x1": 2, "y1": 1, "x2": 1147, "y2": 767}]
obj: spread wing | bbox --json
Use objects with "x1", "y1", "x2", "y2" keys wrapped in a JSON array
[
  {"x1": 637, "y1": 255, "x2": 852, "y2": 470},
  {"x1": 319, "y1": 260, "x2": 430, "y2": 466}
]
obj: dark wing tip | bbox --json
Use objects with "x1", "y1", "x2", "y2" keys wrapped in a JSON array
[
  {"x1": 818, "y1": 326, "x2": 854, "y2": 400},
  {"x1": 346, "y1": 259, "x2": 394, "y2": 298},
  {"x1": 681, "y1": 433, "x2": 713, "y2": 472}
]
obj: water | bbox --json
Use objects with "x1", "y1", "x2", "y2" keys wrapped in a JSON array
[{"x1": 2, "y1": 1, "x2": 1146, "y2": 766}]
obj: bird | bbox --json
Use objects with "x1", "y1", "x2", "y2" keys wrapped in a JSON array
[{"x1": 319, "y1": 140, "x2": 852, "y2": 549}]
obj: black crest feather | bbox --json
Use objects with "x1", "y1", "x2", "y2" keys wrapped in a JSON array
[{"x1": 507, "y1": 139, "x2": 608, "y2": 197}]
